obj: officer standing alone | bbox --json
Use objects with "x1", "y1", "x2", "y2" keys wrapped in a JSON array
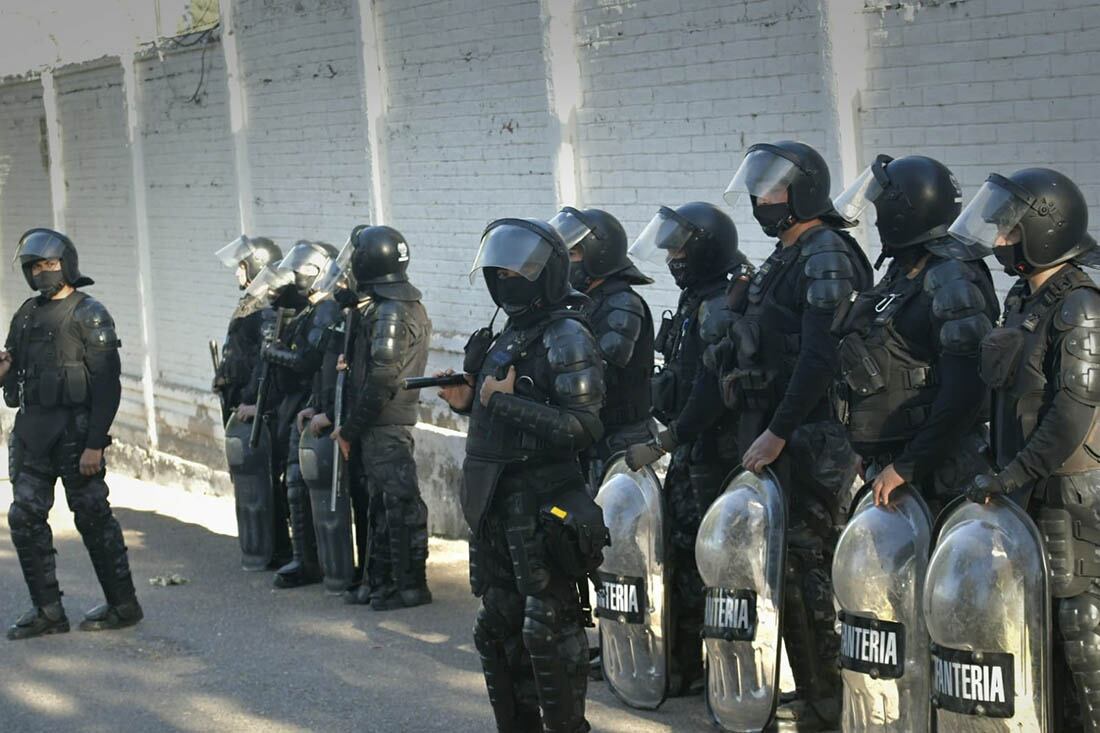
[{"x1": 2, "y1": 228, "x2": 142, "y2": 640}]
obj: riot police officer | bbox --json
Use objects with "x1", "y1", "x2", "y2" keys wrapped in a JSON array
[
  {"x1": 722, "y1": 141, "x2": 872, "y2": 729},
  {"x1": 238, "y1": 240, "x2": 341, "y2": 588},
  {"x1": 830, "y1": 155, "x2": 998, "y2": 514},
  {"x1": 547, "y1": 206, "x2": 655, "y2": 487},
  {"x1": 624, "y1": 201, "x2": 748, "y2": 695},
  {"x1": 213, "y1": 235, "x2": 282, "y2": 425},
  {"x1": 436, "y1": 218, "x2": 608, "y2": 732},
  {"x1": 2, "y1": 228, "x2": 143, "y2": 639},
  {"x1": 954, "y1": 168, "x2": 1100, "y2": 730},
  {"x1": 331, "y1": 226, "x2": 433, "y2": 610}
]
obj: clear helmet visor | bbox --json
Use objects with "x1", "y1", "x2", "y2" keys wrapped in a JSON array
[
  {"x1": 548, "y1": 209, "x2": 593, "y2": 250},
  {"x1": 723, "y1": 148, "x2": 800, "y2": 206},
  {"x1": 215, "y1": 235, "x2": 254, "y2": 268},
  {"x1": 628, "y1": 208, "x2": 695, "y2": 264},
  {"x1": 234, "y1": 264, "x2": 292, "y2": 317},
  {"x1": 14, "y1": 229, "x2": 68, "y2": 266},
  {"x1": 948, "y1": 180, "x2": 1031, "y2": 255},
  {"x1": 469, "y1": 224, "x2": 553, "y2": 284},
  {"x1": 833, "y1": 165, "x2": 885, "y2": 224},
  {"x1": 277, "y1": 242, "x2": 333, "y2": 292},
  {"x1": 312, "y1": 237, "x2": 354, "y2": 299}
]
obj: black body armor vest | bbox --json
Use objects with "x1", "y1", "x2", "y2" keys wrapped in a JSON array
[{"x1": 988, "y1": 267, "x2": 1100, "y2": 475}]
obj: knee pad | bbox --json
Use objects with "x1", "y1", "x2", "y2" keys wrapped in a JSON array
[
  {"x1": 8, "y1": 500, "x2": 45, "y2": 535},
  {"x1": 522, "y1": 595, "x2": 561, "y2": 654},
  {"x1": 1061, "y1": 594, "x2": 1100, "y2": 671},
  {"x1": 475, "y1": 587, "x2": 525, "y2": 648}
]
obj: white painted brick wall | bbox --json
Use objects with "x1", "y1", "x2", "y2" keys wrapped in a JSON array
[
  {"x1": 53, "y1": 60, "x2": 148, "y2": 442},
  {"x1": 574, "y1": 0, "x2": 839, "y2": 317},
  {"x1": 137, "y1": 42, "x2": 241, "y2": 390},
  {"x1": 378, "y1": 0, "x2": 559, "y2": 340},
  {"x1": 233, "y1": 0, "x2": 374, "y2": 246},
  {"x1": 135, "y1": 40, "x2": 240, "y2": 461},
  {"x1": 0, "y1": 78, "x2": 54, "y2": 332},
  {"x1": 3, "y1": 0, "x2": 1100, "y2": 534}
]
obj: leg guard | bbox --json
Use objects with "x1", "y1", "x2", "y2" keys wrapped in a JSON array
[
  {"x1": 664, "y1": 450, "x2": 705, "y2": 695},
  {"x1": 382, "y1": 491, "x2": 429, "y2": 591},
  {"x1": 62, "y1": 471, "x2": 135, "y2": 608},
  {"x1": 474, "y1": 586, "x2": 541, "y2": 732},
  {"x1": 274, "y1": 426, "x2": 321, "y2": 588},
  {"x1": 8, "y1": 464, "x2": 61, "y2": 608},
  {"x1": 522, "y1": 593, "x2": 591, "y2": 733},
  {"x1": 781, "y1": 500, "x2": 841, "y2": 726},
  {"x1": 1059, "y1": 587, "x2": 1100, "y2": 730}
]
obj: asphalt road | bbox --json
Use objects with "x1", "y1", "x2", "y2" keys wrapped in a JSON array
[{"x1": 0, "y1": 458, "x2": 721, "y2": 732}]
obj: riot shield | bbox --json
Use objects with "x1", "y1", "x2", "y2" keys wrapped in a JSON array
[
  {"x1": 224, "y1": 412, "x2": 275, "y2": 571},
  {"x1": 594, "y1": 455, "x2": 669, "y2": 709},
  {"x1": 832, "y1": 485, "x2": 934, "y2": 732},
  {"x1": 299, "y1": 426, "x2": 355, "y2": 594},
  {"x1": 695, "y1": 467, "x2": 786, "y2": 732},
  {"x1": 923, "y1": 496, "x2": 1051, "y2": 731}
]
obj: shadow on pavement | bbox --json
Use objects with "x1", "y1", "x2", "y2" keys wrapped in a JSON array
[{"x1": 1, "y1": 505, "x2": 710, "y2": 732}]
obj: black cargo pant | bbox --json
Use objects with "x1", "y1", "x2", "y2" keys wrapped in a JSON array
[
  {"x1": 356, "y1": 425, "x2": 429, "y2": 594},
  {"x1": 7, "y1": 410, "x2": 135, "y2": 609}
]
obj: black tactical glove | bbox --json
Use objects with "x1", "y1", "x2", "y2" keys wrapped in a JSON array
[
  {"x1": 963, "y1": 473, "x2": 1008, "y2": 504},
  {"x1": 624, "y1": 428, "x2": 677, "y2": 471}
]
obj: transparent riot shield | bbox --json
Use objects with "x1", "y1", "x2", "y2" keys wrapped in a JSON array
[
  {"x1": 594, "y1": 455, "x2": 668, "y2": 709},
  {"x1": 923, "y1": 496, "x2": 1051, "y2": 731},
  {"x1": 833, "y1": 485, "x2": 934, "y2": 732},
  {"x1": 695, "y1": 467, "x2": 786, "y2": 732},
  {"x1": 299, "y1": 427, "x2": 355, "y2": 594},
  {"x1": 223, "y1": 412, "x2": 275, "y2": 571}
]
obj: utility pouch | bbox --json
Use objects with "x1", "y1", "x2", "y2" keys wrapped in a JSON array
[
  {"x1": 979, "y1": 327, "x2": 1027, "y2": 389},
  {"x1": 838, "y1": 334, "x2": 888, "y2": 396}
]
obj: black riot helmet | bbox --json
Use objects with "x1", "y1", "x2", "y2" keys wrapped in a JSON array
[
  {"x1": 350, "y1": 225, "x2": 422, "y2": 301},
  {"x1": 725, "y1": 140, "x2": 849, "y2": 235},
  {"x1": 949, "y1": 167, "x2": 1096, "y2": 271},
  {"x1": 470, "y1": 218, "x2": 571, "y2": 316},
  {"x1": 351, "y1": 225, "x2": 410, "y2": 285},
  {"x1": 276, "y1": 240, "x2": 340, "y2": 297},
  {"x1": 834, "y1": 154, "x2": 963, "y2": 252},
  {"x1": 15, "y1": 228, "x2": 93, "y2": 289},
  {"x1": 629, "y1": 202, "x2": 746, "y2": 289},
  {"x1": 549, "y1": 207, "x2": 652, "y2": 290},
  {"x1": 216, "y1": 235, "x2": 283, "y2": 285}
]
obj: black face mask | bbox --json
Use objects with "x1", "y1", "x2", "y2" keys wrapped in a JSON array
[
  {"x1": 668, "y1": 258, "x2": 690, "y2": 289},
  {"x1": 883, "y1": 243, "x2": 928, "y2": 272},
  {"x1": 32, "y1": 270, "x2": 66, "y2": 299},
  {"x1": 568, "y1": 264, "x2": 593, "y2": 293},
  {"x1": 994, "y1": 242, "x2": 1032, "y2": 276},
  {"x1": 273, "y1": 287, "x2": 309, "y2": 311},
  {"x1": 496, "y1": 276, "x2": 543, "y2": 315},
  {"x1": 752, "y1": 202, "x2": 794, "y2": 238}
]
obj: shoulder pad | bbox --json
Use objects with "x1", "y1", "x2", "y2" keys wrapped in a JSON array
[
  {"x1": 74, "y1": 296, "x2": 121, "y2": 350},
  {"x1": 697, "y1": 292, "x2": 732, "y2": 345},
  {"x1": 370, "y1": 306, "x2": 404, "y2": 366},
  {"x1": 544, "y1": 318, "x2": 605, "y2": 408},
  {"x1": 1059, "y1": 324, "x2": 1100, "y2": 405},
  {"x1": 923, "y1": 258, "x2": 977, "y2": 293},
  {"x1": 595, "y1": 291, "x2": 645, "y2": 368},
  {"x1": 602, "y1": 289, "x2": 646, "y2": 317},
  {"x1": 1055, "y1": 287, "x2": 1100, "y2": 331},
  {"x1": 799, "y1": 227, "x2": 851, "y2": 259},
  {"x1": 801, "y1": 233, "x2": 858, "y2": 311},
  {"x1": 544, "y1": 317, "x2": 599, "y2": 369}
]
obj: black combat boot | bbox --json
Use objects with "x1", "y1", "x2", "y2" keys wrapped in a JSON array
[
  {"x1": 7, "y1": 602, "x2": 70, "y2": 640},
  {"x1": 79, "y1": 598, "x2": 143, "y2": 632}
]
